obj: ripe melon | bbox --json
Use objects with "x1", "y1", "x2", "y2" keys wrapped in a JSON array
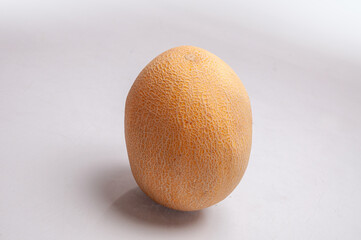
[{"x1": 125, "y1": 46, "x2": 252, "y2": 211}]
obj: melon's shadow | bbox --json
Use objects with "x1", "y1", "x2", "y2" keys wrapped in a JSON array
[{"x1": 102, "y1": 166, "x2": 204, "y2": 227}]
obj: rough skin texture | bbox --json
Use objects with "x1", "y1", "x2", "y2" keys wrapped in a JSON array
[{"x1": 125, "y1": 46, "x2": 252, "y2": 211}]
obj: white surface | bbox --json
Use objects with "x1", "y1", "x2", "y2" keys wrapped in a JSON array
[{"x1": 1, "y1": 1, "x2": 361, "y2": 239}]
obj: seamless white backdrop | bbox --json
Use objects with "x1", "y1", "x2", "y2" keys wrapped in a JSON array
[{"x1": 1, "y1": 1, "x2": 361, "y2": 239}]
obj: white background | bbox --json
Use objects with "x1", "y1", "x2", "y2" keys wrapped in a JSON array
[{"x1": 1, "y1": 1, "x2": 361, "y2": 239}]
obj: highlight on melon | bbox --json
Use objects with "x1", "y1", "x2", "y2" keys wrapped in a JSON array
[{"x1": 125, "y1": 46, "x2": 252, "y2": 211}]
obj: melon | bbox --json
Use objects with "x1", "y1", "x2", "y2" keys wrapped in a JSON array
[{"x1": 125, "y1": 46, "x2": 252, "y2": 211}]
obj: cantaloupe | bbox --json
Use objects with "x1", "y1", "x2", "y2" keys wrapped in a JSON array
[{"x1": 125, "y1": 46, "x2": 252, "y2": 211}]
